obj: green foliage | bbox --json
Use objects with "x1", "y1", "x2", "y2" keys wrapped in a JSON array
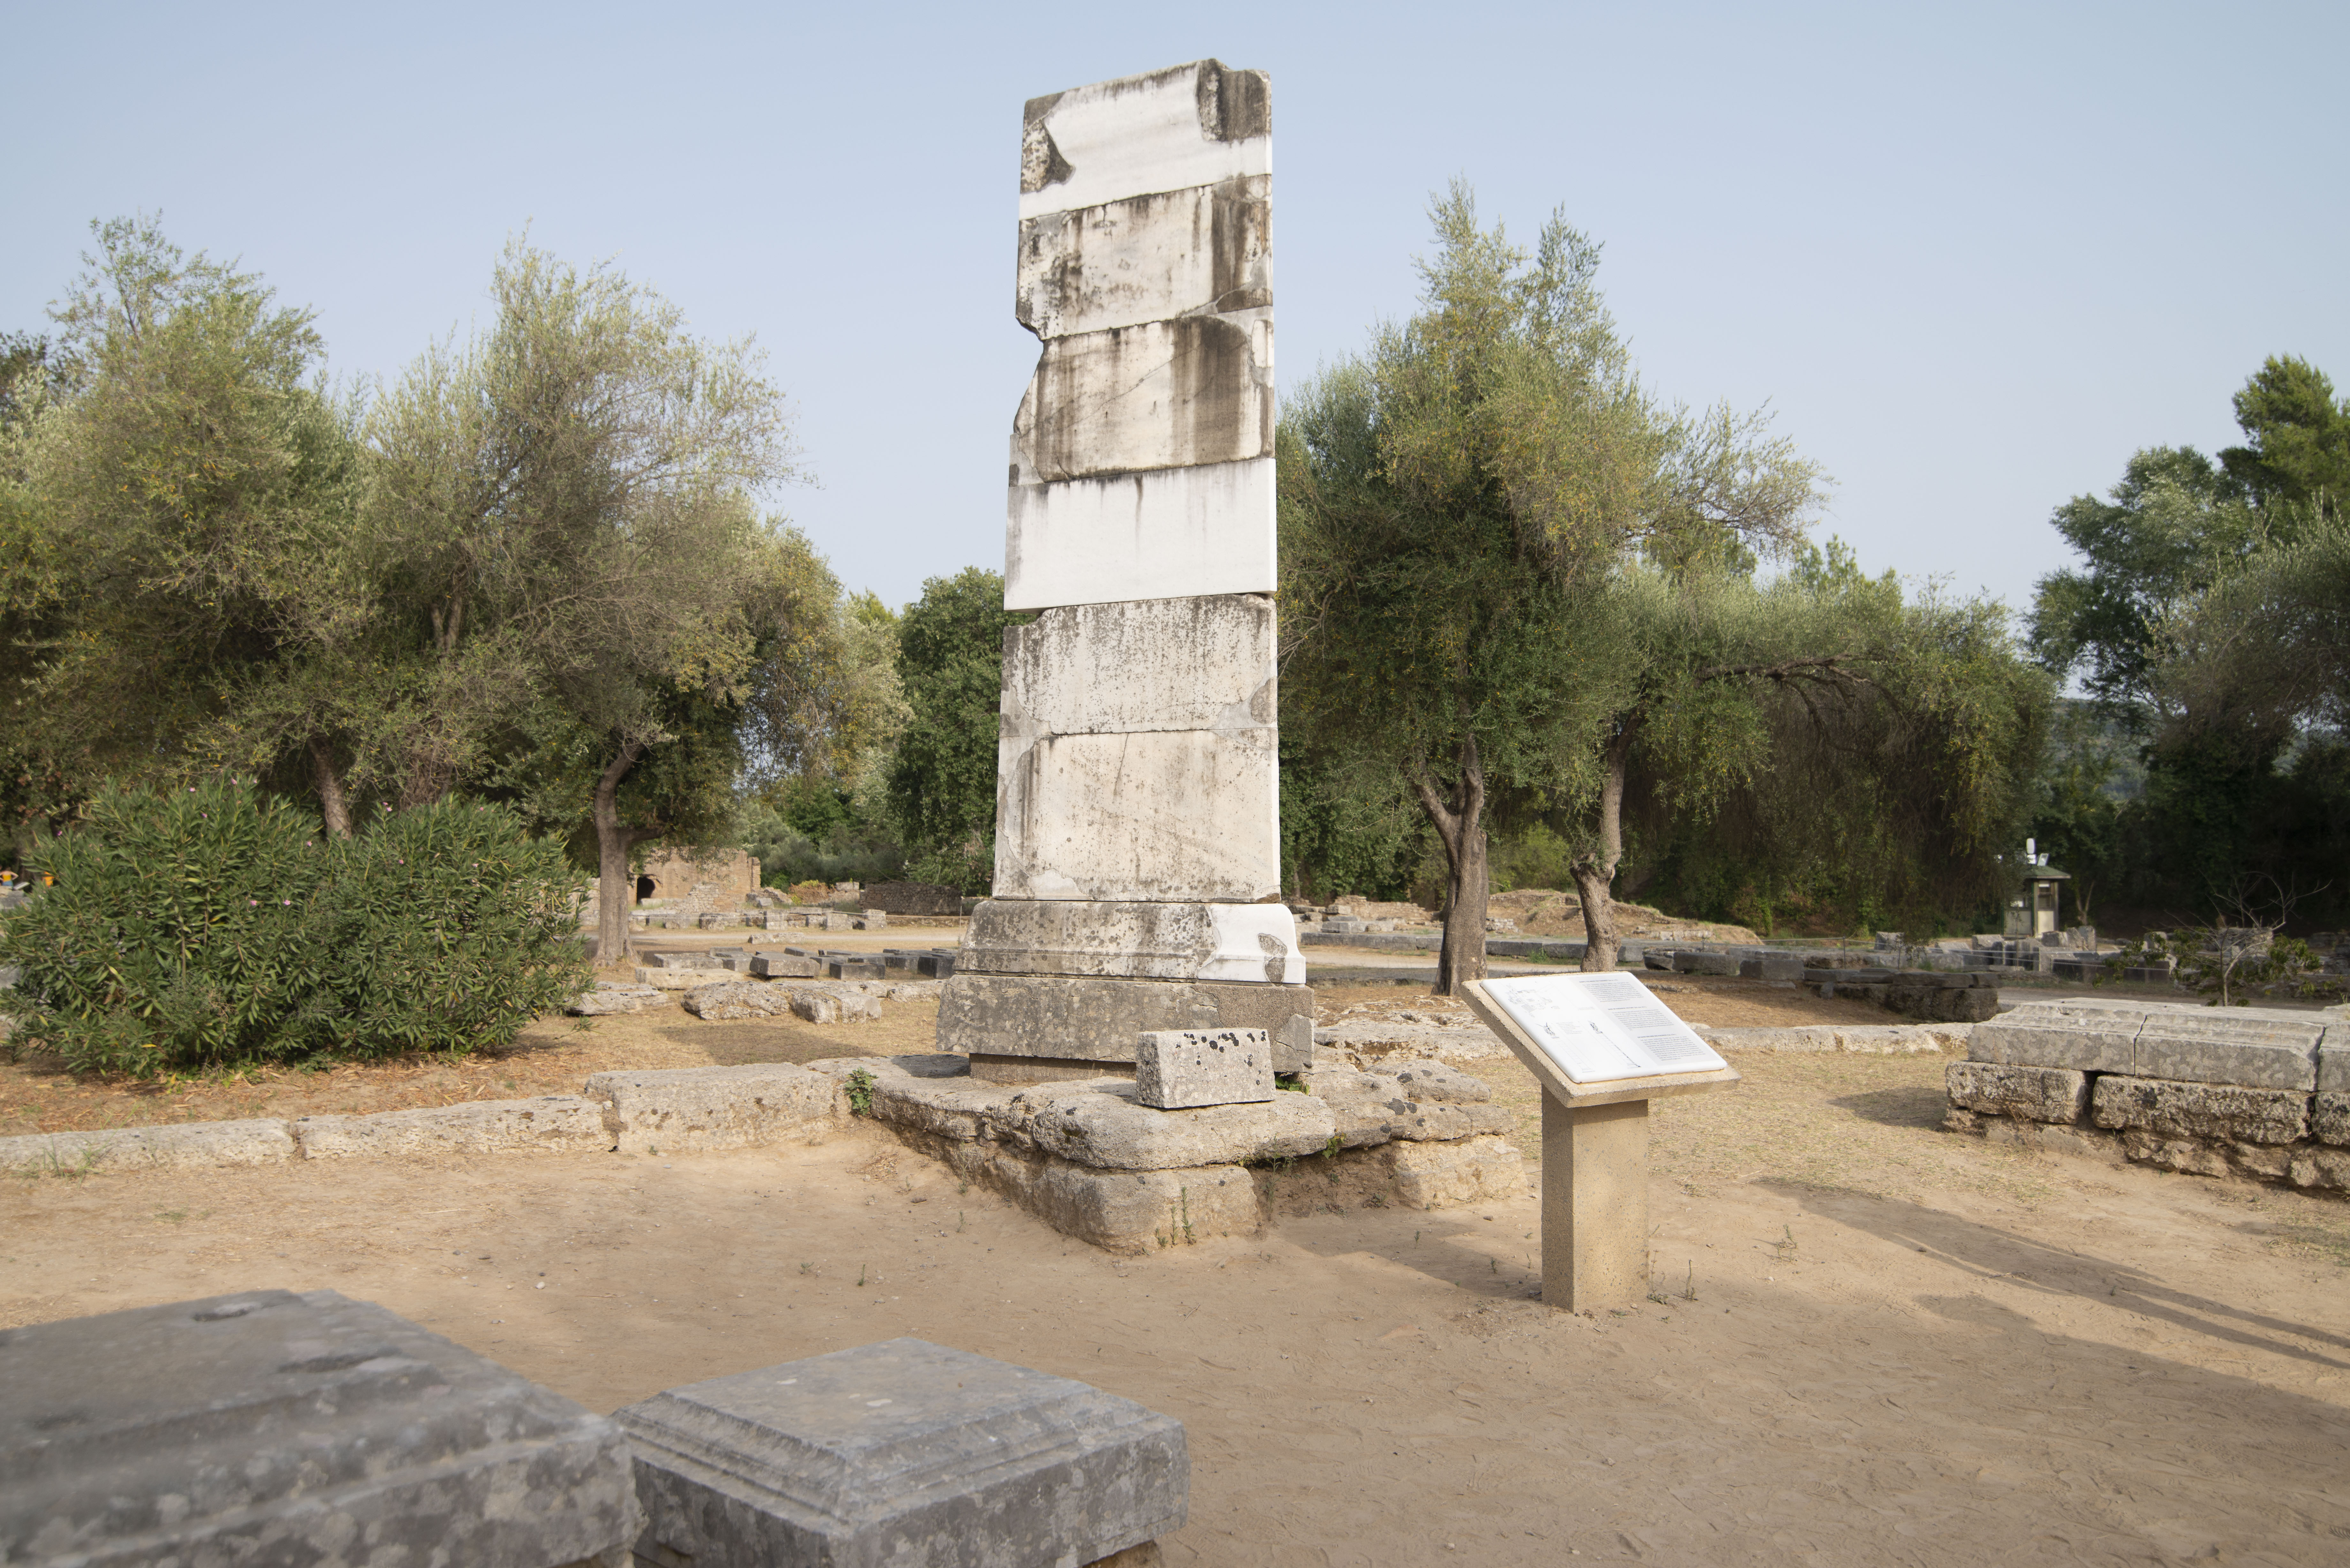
[
  {"x1": 0, "y1": 778, "x2": 587, "y2": 1075},
  {"x1": 2218, "y1": 355, "x2": 2350, "y2": 517},
  {"x1": 885, "y1": 568, "x2": 1027, "y2": 893},
  {"x1": 844, "y1": 1068, "x2": 875, "y2": 1117}
]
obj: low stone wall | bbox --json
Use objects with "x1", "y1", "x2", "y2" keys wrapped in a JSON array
[{"x1": 1943, "y1": 999, "x2": 2350, "y2": 1193}]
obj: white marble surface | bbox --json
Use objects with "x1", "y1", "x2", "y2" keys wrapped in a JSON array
[
  {"x1": 1017, "y1": 175, "x2": 1271, "y2": 340},
  {"x1": 1020, "y1": 60, "x2": 1270, "y2": 222},
  {"x1": 994, "y1": 728, "x2": 1279, "y2": 902},
  {"x1": 1004, "y1": 456, "x2": 1275, "y2": 610},
  {"x1": 1012, "y1": 310, "x2": 1272, "y2": 483},
  {"x1": 1001, "y1": 593, "x2": 1274, "y2": 736},
  {"x1": 962, "y1": 898, "x2": 1304, "y2": 985}
]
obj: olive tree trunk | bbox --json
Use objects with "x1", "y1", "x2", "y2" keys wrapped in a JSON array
[
  {"x1": 1410, "y1": 735, "x2": 1489, "y2": 996},
  {"x1": 309, "y1": 737, "x2": 352, "y2": 839},
  {"x1": 1572, "y1": 723, "x2": 1635, "y2": 972},
  {"x1": 592, "y1": 739, "x2": 660, "y2": 965}
]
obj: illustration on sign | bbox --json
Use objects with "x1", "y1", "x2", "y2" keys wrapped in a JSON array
[{"x1": 1479, "y1": 972, "x2": 1729, "y2": 1084}]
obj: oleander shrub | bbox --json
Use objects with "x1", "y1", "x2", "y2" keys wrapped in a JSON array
[{"x1": 0, "y1": 779, "x2": 588, "y2": 1074}]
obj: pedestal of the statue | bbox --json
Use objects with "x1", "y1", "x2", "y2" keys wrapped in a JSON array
[{"x1": 1463, "y1": 976, "x2": 1740, "y2": 1312}]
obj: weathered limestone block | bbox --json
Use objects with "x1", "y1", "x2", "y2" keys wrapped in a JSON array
[
  {"x1": 1670, "y1": 951, "x2": 1741, "y2": 977},
  {"x1": 568, "y1": 982, "x2": 667, "y2": 1016},
  {"x1": 1003, "y1": 593, "x2": 1273, "y2": 736},
  {"x1": 964, "y1": 898, "x2": 1302, "y2": 984},
  {"x1": 2290, "y1": 1145, "x2": 2350, "y2": 1191},
  {"x1": 749, "y1": 952, "x2": 823, "y2": 978},
  {"x1": 941, "y1": 1136, "x2": 1264, "y2": 1252},
  {"x1": 793, "y1": 988, "x2": 882, "y2": 1023},
  {"x1": 1887, "y1": 982, "x2": 2002, "y2": 1023},
  {"x1": 1739, "y1": 954, "x2": 1805, "y2": 982},
  {"x1": 618, "y1": 1339, "x2": 1185, "y2": 1568},
  {"x1": 0, "y1": 1289, "x2": 639, "y2": 1568},
  {"x1": 939, "y1": 972, "x2": 1313, "y2": 1072},
  {"x1": 583, "y1": 1064, "x2": 841, "y2": 1155},
  {"x1": 1014, "y1": 313, "x2": 1272, "y2": 483},
  {"x1": 635, "y1": 966, "x2": 705, "y2": 990},
  {"x1": 0, "y1": 1117, "x2": 293, "y2": 1176},
  {"x1": 995, "y1": 727, "x2": 1277, "y2": 903},
  {"x1": 1018, "y1": 174, "x2": 1271, "y2": 338},
  {"x1": 2311, "y1": 1091, "x2": 2350, "y2": 1145},
  {"x1": 1969, "y1": 1000, "x2": 2145, "y2": 1072},
  {"x1": 1020, "y1": 58, "x2": 1269, "y2": 222},
  {"x1": 1945, "y1": 1060, "x2": 2091, "y2": 1123},
  {"x1": 2321, "y1": 1035, "x2": 2350, "y2": 1092},
  {"x1": 1311, "y1": 1069, "x2": 1514, "y2": 1148},
  {"x1": 1135, "y1": 1028, "x2": 1274, "y2": 1108},
  {"x1": 1022, "y1": 1081, "x2": 1332, "y2": 1169},
  {"x1": 1357, "y1": 1134, "x2": 1527, "y2": 1210},
  {"x1": 1005, "y1": 456, "x2": 1275, "y2": 610},
  {"x1": 2090, "y1": 1074, "x2": 2311, "y2": 1144},
  {"x1": 293, "y1": 1097, "x2": 609, "y2": 1159},
  {"x1": 2133, "y1": 1006, "x2": 2323, "y2": 1089}
]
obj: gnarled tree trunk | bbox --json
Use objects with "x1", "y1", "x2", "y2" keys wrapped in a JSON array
[
  {"x1": 1572, "y1": 721, "x2": 1635, "y2": 972},
  {"x1": 592, "y1": 739, "x2": 661, "y2": 966},
  {"x1": 1411, "y1": 735, "x2": 1489, "y2": 996},
  {"x1": 309, "y1": 737, "x2": 352, "y2": 839}
]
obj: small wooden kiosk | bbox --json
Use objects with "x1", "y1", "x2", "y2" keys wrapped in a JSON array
[{"x1": 1464, "y1": 974, "x2": 1740, "y2": 1312}]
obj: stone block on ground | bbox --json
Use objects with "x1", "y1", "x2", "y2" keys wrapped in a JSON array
[
  {"x1": 0, "y1": 1289, "x2": 639, "y2": 1567},
  {"x1": 1946, "y1": 1060, "x2": 2091, "y2": 1123},
  {"x1": 1671, "y1": 950, "x2": 1741, "y2": 977},
  {"x1": 2132, "y1": 1007, "x2": 2323, "y2": 1089},
  {"x1": 1023, "y1": 1080, "x2": 1333, "y2": 1170},
  {"x1": 793, "y1": 987, "x2": 883, "y2": 1024},
  {"x1": 293, "y1": 1097, "x2": 609, "y2": 1159},
  {"x1": 1135, "y1": 1028, "x2": 1275, "y2": 1108},
  {"x1": 584, "y1": 1063, "x2": 840, "y2": 1155},
  {"x1": 635, "y1": 966, "x2": 705, "y2": 991},
  {"x1": 569, "y1": 982, "x2": 667, "y2": 1016},
  {"x1": 616, "y1": 1337, "x2": 1184, "y2": 1568},
  {"x1": 2311, "y1": 1091, "x2": 2350, "y2": 1146},
  {"x1": 2090, "y1": 1074, "x2": 2311, "y2": 1144},
  {"x1": 1308, "y1": 1068, "x2": 1514, "y2": 1148},
  {"x1": 2321, "y1": 1036, "x2": 2350, "y2": 1093},
  {"x1": 1739, "y1": 954, "x2": 1805, "y2": 982},
  {"x1": 962, "y1": 896, "x2": 1302, "y2": 985},
  {"x1": 1355, "y1": 1134, "x2": 1527, "y2": 1210},
  {"x1": 0, "y1": 1118, "x2": 294, "y2": 1177},
  {"x1": 749, "y1": 951, "x2": 822, "y2": 978},
  {"x1": 1888, "y1": 982, "x2": 2002, "y2": 1023},
  {"x1": 940, "y1": 972, "x2": 1315, "y2": 1072},
  {"x1": 1969, "y1": 999, "x2": 2145, "y2": 1073},
  {"x1": 826, "y1": 958, "x2": 887, "y2": 980}
]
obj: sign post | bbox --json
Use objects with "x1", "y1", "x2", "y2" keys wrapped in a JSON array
[{"x1": 1463, "y1": 974, "x2": 1741, "y2": 1312}]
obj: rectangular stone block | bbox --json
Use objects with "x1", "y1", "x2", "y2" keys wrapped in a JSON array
[
  {"x1": 1739, "y1": 954, "x2": 1805, "y2": 982},
  {"x1": 2132, "y1": 1008, "x2": 2322, "y2": 1089},
  {"x1": 0, "y1": 1289, "x2": 639, "y2": 1567},
  {"x1": 1945, "y1": 1060, "x2": 2090, "y2": 1123},
  {"x1": 962, "y1": 898, "x2": 1302, "y2": 984},
  {"x1": 750, "y1": 952, "x2": 822, "y2": 978},
  {"x1": 1020, "y1": 57, "x2": 1269, "y2": 220},
  {"x1": 1003, "y1": 593, "x2": 1273, "y2": 736},
  {"x1": 1005, "y1": 456, "x2": 1275, "y2": 610},
  {"x1": 0, "y1": 1118, "x2": 293, "y2": 1176},
  {"x1": 1671, "y1": 950, "x2": 1741, "y2": 976},
  {"x1": 584, "y1": 1063, "x2": 839, "y2": 1155},
  {"x1": 2313, "y1": 1091, "x2": 2350, "y2": 1146},
  {"x1": 939, "y1": 972, "x2": 1314, "y2": 1072},
  {"x1": 615, "y1": 1338, "x2": 1185, "y2": 1568},
  {"x1": 1018, "y1": 174, "x2": 1270, "y2": 338},
  {"x1": 2323, "y1": 1030, "x2": 2350, "y2": 1092},
  {"x1": 1136, "y1": 1028, "x2": 1275, "y2": 1108},
  {"x1": 917, "y1": 951, "x2": 959, "y2": 978},
  {"x1": 2089, "y1": 1074, "x2": 2311, "y2": 1145},
  {"x1": 1013, "y1": 313, "x2": 1271, "y2": 484},
  {"x1": 292, "y1": 1098, "x2": 609, "y2": 1159},
  {"x1": 1968, "y1": 1000, "x2": 2144, "y2": 1073},
  {"x1": 827, "y1": 958, "x2": 886, "y2": 980},
  {"x1": 994, "y1": 728, "x2": 1277, "y2": 901}
]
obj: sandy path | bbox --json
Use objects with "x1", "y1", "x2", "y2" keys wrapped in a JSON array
[{"x1": 7, "y1": 1047, "x2": 2348, "y2": 1565}]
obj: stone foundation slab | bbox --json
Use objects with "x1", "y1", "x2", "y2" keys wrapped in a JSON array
[
  {"x1": 583, "y1": 1064, "x2": 842, "y2": 1156},
  {"x1": 2089, "y1": 1075, "x2": 2310, "y2": 1144},
  {"x1": 938, "y1": 972, "x2": 1314, "y2": 1071},
  {"x1": 292, "y1": 1098, "x2": 610, "y2": 1159},
  {"x1": 1946, "y1": 1060, "x2": 2091, "y2": 1123}
]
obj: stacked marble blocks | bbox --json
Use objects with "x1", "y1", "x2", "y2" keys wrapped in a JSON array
[
  {"x1": 1945, "y1": 999, "x2": 2350, "y2": 1188},
  {"x1": 0, "y1": 1289, "x2": 639, "y2": 1567},
  {"x1": 948, "y1": 59, "x2": 1308, "y2": 1083},
  {"x1": 616, "y1": 1338, "x2": 1185, "y2": 1568}
]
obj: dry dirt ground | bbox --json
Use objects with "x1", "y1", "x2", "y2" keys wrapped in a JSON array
[{"x1": 6, "y1": 978, "x2": 2350, "y2": 1563}]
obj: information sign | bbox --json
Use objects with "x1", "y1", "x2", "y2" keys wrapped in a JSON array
[{"x1": 1478, "y1": 972, "x2": 1728, "y2": 1084}]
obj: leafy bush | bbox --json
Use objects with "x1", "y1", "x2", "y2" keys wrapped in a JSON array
[{"x1": 0, "y1": 780, "x2": 588, "y2": 1074}]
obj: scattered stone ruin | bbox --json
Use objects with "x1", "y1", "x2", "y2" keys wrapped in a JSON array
[{"x1": 1945, "y1": 998, "x2": 2350, "y2": 1191}]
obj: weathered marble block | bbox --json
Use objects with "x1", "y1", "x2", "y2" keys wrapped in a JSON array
[
  {"x1": 614, "y1": 1338, "x2": 1185, "y2": 1568},
  {"x1": 1013, "y1": 312, "x2": 1272, "y2": 483},
  {"x1": 962, "y1": 898, "x2": 1303, "y2": 985},
  {"x1": 2133, "y1": 1009, "x2": 2323, "y2": 1089},
  {"x1": 1017, "y1": 174, "x2": 1271, "y2": 339},
  {"x1": 1004, "y1": 456, "x2": 1275, "y2": 610},
  {"x1": 1968, "y1": 1000, "x2": 2144, "y2": 1073},
  {"x1": 0, "y1": 1289, "x2": 639, "y2": 1568},
  {"x1": 1003, "y1": 593, "x2": 1273, "y2": 736},
  {"x1": 940, "y1": 972, "x2": 1314, "y2": 1073},
  {"x1": 996, "y1": 728, "x2": 1277, "y2": 902},
  {"x1": 1136, "y1": 1027, "x2": 1275, "y2": 1108},
  {"x1": 1945, "y1": 1059, "x2": 2091, "y2": 1123},
  {"x1": 1021, "y1": 58, "x2": 1269, "y2": 222}
]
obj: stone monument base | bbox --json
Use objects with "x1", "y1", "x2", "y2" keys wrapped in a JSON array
[{"x1": 938, "y1": 973, "x2": 1315, "y2": 1078}]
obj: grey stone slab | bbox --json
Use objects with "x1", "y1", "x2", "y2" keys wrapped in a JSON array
[
  {"x1": 2313, "y1": 1092, "x2": 2350, "y2": 1146},
  {"x1": 615, "y1": 1338, "x2": 1185, "y2": 1568},
  {"x1": 584, "y1": 1064, "x2": 840, "y2": 1155},
  {"x1": 0, "y1": 1118, "x2": 294, "y2": 1176},
  {"x1": 1739, "y1": 954, "x2": 1805, "y2": 982},
  {"x1": 750, "y1": 952, "x2": 822, "y2": 978},
  {"x1": 2132, "y1": 1010, "x2": 2323, "y2": 1089},
  {"x1": 1022, "y1": 1080, "x2": 1333, "y2": 1169},
  {"x1": 1017, "y1": 175, "x2": 1271, "y2": 340},
  {"x1": 1308, "y1": 1068, "x2": 1513, "y2": 1148},
  {"x1": 2089, "y1": 1075, "x2": 2311, "y2": 1145},
  {"x1": 917, "y1": 951, "x2": 959, "y2": 978},
  {"x1": 963, "y1": 897, "x2": 1301, "y2": 985},
  {"x1": 1968, "y1": 1000, "x2": 2145, "y2": 1072},
  {"x1": 2313, "y1": 1026, "x2": 2348, "y2": 1092},
  {"x1": 938, "y1": 972, "x2": 1314, "y2": 1072},
  {"x1": 293, "y1": 1097, "x2": 609, "y2": 1159},
  {"x1": 993, "y1": 726, "x2": 1278, "y2": 903},
  {"x1": 1135, "y1": 1028, "x2": 1275, "y2": 1108},
  {"x1": 0, "y1": 1288, "x2": 638, "y2": 1567},
  {"x1": 1945, "y1": 1060, "x2": 2090, "y2": 1124},
  {"x1": 1671, "y1": 950, "x2": 1742, "y2": 977}
]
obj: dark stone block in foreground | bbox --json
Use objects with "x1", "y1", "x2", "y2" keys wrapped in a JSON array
[
  {"x1": 615, "y1": 1337, "x2": 1185, "y2": 1568},
  {"x1": 0, "y1": 1288, "x2": 638, "y2": 1567}
]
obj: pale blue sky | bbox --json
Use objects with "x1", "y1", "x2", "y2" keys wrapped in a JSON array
[{"x1": 7, "y1": 3, "x2": 2342, "y2": 618}]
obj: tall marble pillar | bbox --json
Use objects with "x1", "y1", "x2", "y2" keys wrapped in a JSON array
[{"x1": 937, "y1": 59, "x2": 1313, "y2": 1084}]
